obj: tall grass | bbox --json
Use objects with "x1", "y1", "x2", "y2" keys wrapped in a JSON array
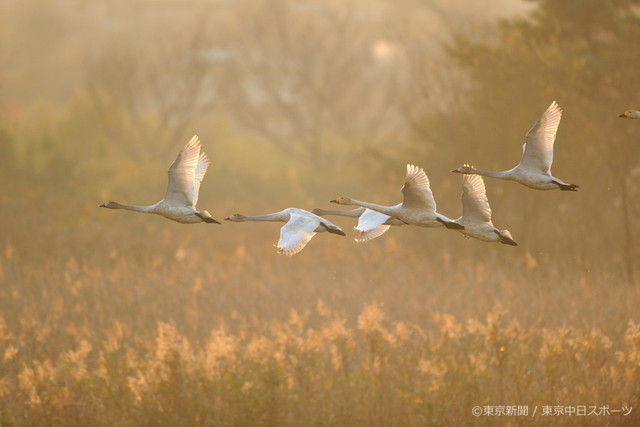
[{"x1": 0, "y1": 184, "x2": 638, "y2": 426}]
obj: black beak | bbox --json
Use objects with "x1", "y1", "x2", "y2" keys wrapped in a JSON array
[
  {"x1": 618, "y1": 113, "x2": 626, "y2": 118},
  {"x1": 329, "y1": 200, "x2": 338, "y2": 204}
]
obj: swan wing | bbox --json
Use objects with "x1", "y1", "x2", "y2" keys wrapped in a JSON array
[
  {"x1": 355, "y1": 209, "x2": 393, "y2": 242},
  {"x1": 277, "y1": 212, "x2": 319, "y2": 255},
  {"x1": 518, "y1": 101, "x2": 562, "y2": 174},
  {"x1": 401, "y1": 164, "x2": 436, "y2": 211},
  {"x1": 461, "y1": 174, "x2": 492, "y2": 224},
  {"x1": 356, "y1": 224, "x2": 392, "y2": 243},
  {"x1": 192, "y1": 150, "x2": 210, "y2": 206},
  {"x1": 164, "y1": 135, "x2": 202, "y2": 207}
]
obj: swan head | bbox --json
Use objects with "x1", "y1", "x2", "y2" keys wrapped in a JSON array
[
  {"x1": 618, "y1": 110, "x2": 640, "y2": 119},
  {"x1": 330, "y1": 197, "x2": 353, "y2": 205},
  {"x1": 224, "y1": 213, "x2": 247, "y2": 222},
  {"x1": 451, "y1": 164, "x2": 476, "y2": 174},
  {"x1": 310, "y1": 208, "x2": 324, "y2": 215},
  {"x1": 100, "y1": 201, "x2": 120, "y2": 209}
]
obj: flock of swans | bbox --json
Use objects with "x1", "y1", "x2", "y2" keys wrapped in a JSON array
[{"x1": 100, "y1": 104, "x2": 639, "y2": 255}]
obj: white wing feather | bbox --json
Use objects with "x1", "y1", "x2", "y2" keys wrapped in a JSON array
[
  {"x1": 461, "y1": 174, "x2": 492, "y2": 224},
  {"x1": 355, "y1": 208, "x2": 393, "y2": 242},
  {"x1": 401, "y1": 164, "x2": 436, "y2": 211},
  {"x1": 276, "y1": 212, "x2": 319, "y2": 256},
  {"x1": 518, "y1": 101, "x2": 562, "y2": 174},
  {"x1": 164, "y1": 135, "x2": 203, "y2": 207},
  {"x1": 192, "y1": 151, "x2": 210, "y2": 206},
  {"x1": 356, "y1": 224, "x2": 392, "y2": 243}
]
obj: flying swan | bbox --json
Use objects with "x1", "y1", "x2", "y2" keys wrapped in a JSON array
[
  {"x1": 452, "y1": 101, "x2": 578, "y2": 191},
  {"x1": 100, "y1": 135, "x2": 220, "y2": 224},
  {"x1": 453, "y1": 173, "x2": 517, "y2": 246},
  {"x1": 330, "y1": 164, "x2": 464, "y2": 230},
  {"x1": 224, "y1": 208, "x2": 346, "y2": 255},
  {"x1": 311, "y1": 207, "x2": 404, "y2": 242}
]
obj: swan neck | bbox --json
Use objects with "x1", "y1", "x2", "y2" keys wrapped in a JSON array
[
  {"x1": 238, "y1": 214, "x2": 284, "y2": 222},
  {"x1": 314, "y1": 208, "x2": 363, "y2": 217},
  {"x1": 113, "y1": 203, "x2": 154, "y2": 213},
  {"x1": 349, "y1": 200, "x2": 395, "y2": 216},
  {"x1": 472, "y1": 169, "x2": 508, "y2": 179}
]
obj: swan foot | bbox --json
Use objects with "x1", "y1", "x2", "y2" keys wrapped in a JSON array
[
  {"x1": 196, "y1": 212, "x2": 221, "y2": 224},
  {"x1": 320, "y1": 223, "x2": 346, "y2": 236},
  {"x1": 553, "y1": 180, "x2": 579, "y2": 191},
  {"x1": 494, "y1": 231, "x2": 518, "y2": 246},
  {"x1": 437, "y1": 217, "x2": 465, "y2": 230}
]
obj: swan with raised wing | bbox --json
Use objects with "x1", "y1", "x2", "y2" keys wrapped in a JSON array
[
  {"x1": 453, "y1": 173, "x2": 517, "y2": 246},
  {"x1": 331, "y1": 164, "x2": 463, "y2": 230},
  {"x1": 100, "y1": 135, "x2": 220, "y2": 224},
  {"x1": 224, "y1": 208, "x2": 346, "y2": 255},
  {"x1": 452, "y1": 101, "x2": 578, "y2": 191}
]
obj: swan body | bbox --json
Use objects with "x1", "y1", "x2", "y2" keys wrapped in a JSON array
[
  {"x1": 331, "y1": 164, "x2": 464, "y2": 230},
  {"x1": 452, "y1": 101, "x2": 578, "y2": 191},
  {"x1": 453, "y1": 174, "x2": 517, "y2": 246},
  {"x1": 311, "y1": 206, "x2": 404, "y2": 242},
  {"x1": 224, "y1": 208, "x2": 346, "y2": 255},
  {"x1": 619, "y1": 110, "x2": 640, "y2": 119},
  {"x1": 100, "y1": 135, "x2": 220, "y2": 224}
]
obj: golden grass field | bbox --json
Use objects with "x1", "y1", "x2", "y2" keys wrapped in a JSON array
[
  {"x1": 1, "y1": 1, "x2": 639, "y2": 425},
  {"x1": 1, "y1": 181, "x2": 639, "y2": 427}
]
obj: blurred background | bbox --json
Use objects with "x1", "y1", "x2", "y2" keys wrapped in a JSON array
[
  {"x1": 1, "y1": 0, "x2": 640, "y2": 424},
  {"x1": 2, "y1": 0, "x2": 640, "y2": 333}
]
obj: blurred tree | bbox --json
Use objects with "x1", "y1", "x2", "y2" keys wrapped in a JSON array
[
  {"x1": 84, "y1": 20, "x2": 218, "y2": 161},
  {"x1": 214, "y1": 0, "x2": 404, "y2": 169},
  {"x1": 415, "y1": 0, "x2": 640, "y2": 282}
]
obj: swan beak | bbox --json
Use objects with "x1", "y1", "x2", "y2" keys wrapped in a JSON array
[
  {"x1": 451, "y1": 168, "x2": 460, "y2": 173},
  {"x1": 618, "y1": 113, "x2": 626, "y2": 118},
  {"x1": 99, "y1": 203, "x2": 107, "y2": 208},
  {"x1": 223, "y1": 217, "x2": 231, "y2": 221},
  {"x1": 329, "y1": 199, "x2": 338, "y2": 204}
]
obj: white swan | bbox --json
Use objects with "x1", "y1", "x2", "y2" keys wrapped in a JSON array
[
  {"x1": 453, "y1": 173, "x2": 517, "y2": 246},
  {"x1": 100, "y1": 135, "x2": 220, "y2": 224},
  {"x1": 224, "y1": 208, "x2": 346, "y2": 255},
  {"x1": 311, "y1": 206, "x2": 404, "y2": 242},
  {"x1": 618, "y1": 110, "x2": 640, "y2": 119},
  {"x1": 330, "y1": 164, "x2": 464, "y2": 230},
  {"x1": 452, "y1": 101, "x2": 578, "y2": 191}
]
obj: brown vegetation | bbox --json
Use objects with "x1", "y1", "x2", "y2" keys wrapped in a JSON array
[{"x1": 1, "y1": 0, "x2": 639, "y2": 425}]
